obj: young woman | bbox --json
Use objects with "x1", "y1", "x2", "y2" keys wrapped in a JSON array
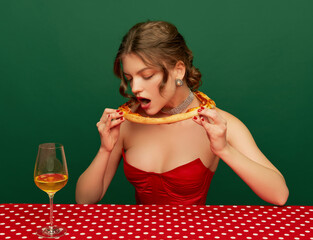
[{"x1": 76, "y1": 21, "x2": 289, "y2": 205}]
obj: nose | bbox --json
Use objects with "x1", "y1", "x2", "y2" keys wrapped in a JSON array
[{"x1": 130, "y1": 77, "x2": 143, "y2": 94}]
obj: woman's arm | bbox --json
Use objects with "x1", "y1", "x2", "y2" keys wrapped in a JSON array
[
  {"x1": 194, "y1": 108, "x2": 289, "y2": 205},
  {"x1": 75, "y1": 142, "x2": 123, "y2": 204},
  {"x1": 75, "y1": 109, "x2": 125, "y2": 204}
]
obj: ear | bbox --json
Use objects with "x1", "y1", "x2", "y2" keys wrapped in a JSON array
[{"x1": 174, "y1": 61, "x2": 186, "y2": 80}]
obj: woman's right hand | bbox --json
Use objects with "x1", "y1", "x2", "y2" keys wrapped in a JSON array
[{"x1": 96, "y1": 108, "x2": 125, "y2": 152}]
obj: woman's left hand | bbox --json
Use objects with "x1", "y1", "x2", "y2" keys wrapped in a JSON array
[
  {"x1": 194, "y1": 107, "x2": 289, "y2": 206},
  {"x1": 193, "y1": 107, "x2": 228, "y2": 156}
]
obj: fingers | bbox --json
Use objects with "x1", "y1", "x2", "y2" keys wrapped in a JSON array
[
  {"x1": 97, "y1": 108, "x2": 125, "y2": 132},
  {"x1": 194, "y1": 108, "x2": 225, "y2": 124},
  {"x1": 101, "y1": 109, "x2": 124, "y2": 122},
  {"x1": 104, "y1": 113, "x2": 125, "y2": 131},
  {"x1": 100, "y1": 108, "x2": 123, "y2": 122},
  {"x1": 193, "y1": 115, "x2": 213, "y2": 131},
  {"x1": 193, "y1": 107, "x2": 228, "y2": 155},
  {"x1": 192, "y1": 108, "x2": 227, "y2": 133}
]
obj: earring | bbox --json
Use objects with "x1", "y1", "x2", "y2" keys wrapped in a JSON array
[{"x1": 175, "y1": 79, "x2": 183, "y2": 87}]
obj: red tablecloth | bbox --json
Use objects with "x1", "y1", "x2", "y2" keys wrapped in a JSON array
[{"x1": 0, "y1": 204, "x2": 312, "y2": 239}]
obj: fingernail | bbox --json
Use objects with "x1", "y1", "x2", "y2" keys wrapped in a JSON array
[
  {"x1": 201, "y1": 106, "x2": 205, "y2": 110},
  {"x1": 197, "y1": 109, "x2": 202, "y2": 112},
  {"x1": 120, "y1": 117, "x2": 124, "y2": 120},
  {"x1": 201, "y1": 117, "x2": 205, "y2": 121},
  {"x1": 116, "y1": 110, "x2": 120, "y2": 112},
  {"x1": 193, "y1": 116, "x2": 197, "y2": 120},
  {"x1": 119, "y1": 112, "x2": 123, "y2": 115}
]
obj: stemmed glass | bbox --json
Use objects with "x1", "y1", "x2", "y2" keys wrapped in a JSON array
[{"x1": 34, "y1": 143, "x2": 69, "y2": 238}]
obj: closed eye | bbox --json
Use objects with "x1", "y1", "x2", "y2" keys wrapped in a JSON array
[{"x1": 143, "y1": 74, "x2": 154, "y2": 80}]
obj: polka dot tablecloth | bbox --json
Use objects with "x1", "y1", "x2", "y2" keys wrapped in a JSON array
[{"x1": 0, "y1": 204, "x2": 312, "y2": 240}]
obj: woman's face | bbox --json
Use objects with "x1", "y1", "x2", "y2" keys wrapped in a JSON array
[{"x1": 122, "y1": 53, "x2": 177, "y2": 116}]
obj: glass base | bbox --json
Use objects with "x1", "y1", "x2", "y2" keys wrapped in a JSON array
[{"x1": 37, "y1": 226, "x2": 66, "y2": 238}]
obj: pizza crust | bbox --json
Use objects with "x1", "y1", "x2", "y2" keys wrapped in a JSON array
[{"x1": 118, "y1": 91, "x2": 216, "y2": 125}]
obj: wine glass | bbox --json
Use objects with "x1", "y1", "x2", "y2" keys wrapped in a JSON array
[{"x1": 34, "y1": 143, "x2": 69, "y2": 238}]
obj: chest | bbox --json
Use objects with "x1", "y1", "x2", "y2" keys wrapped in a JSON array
[{"x1": 123, "y1": 120, "x2": 217, "y2": 173}]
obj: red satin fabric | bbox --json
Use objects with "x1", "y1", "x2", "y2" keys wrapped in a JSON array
[{"x1": 122, "y1": 150, "x2": 215, "y2": 205}]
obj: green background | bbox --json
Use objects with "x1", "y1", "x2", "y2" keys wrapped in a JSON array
[{"x1": 1, "y1": 0, "x2": 312, "y2": 205}]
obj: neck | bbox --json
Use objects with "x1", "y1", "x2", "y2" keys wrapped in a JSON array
[{"x1": 161, "y1": 89, "x2": 194, "y2": 115}]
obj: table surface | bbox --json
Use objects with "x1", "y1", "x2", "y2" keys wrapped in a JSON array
[{"x1": 0, "y1": 204, "x2": 312, "y2": 240}]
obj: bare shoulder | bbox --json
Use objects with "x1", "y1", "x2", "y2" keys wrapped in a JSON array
[
  {"x1": 119, "y1": 117, "x2": 130, "y2": 141},
  {"x1": 216, "y1": 107, "x2": 246, "y2": 128},
  {"x1": 215, "y1": 107, "x2": 255, "y2": 143},
  {"x1": 215, "y1": 107, "x2": 238, "y2": 122},
  {"x1": 215, "y1": 107, "x2": 284, "y2": 175},
  {"x1": 119, "y1": 114, "x2": 142, "y2": 150}
]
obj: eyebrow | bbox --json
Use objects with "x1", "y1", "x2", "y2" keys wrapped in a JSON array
[{"x1": 123, "y1": 67, "x2": 153, "y2": 76}]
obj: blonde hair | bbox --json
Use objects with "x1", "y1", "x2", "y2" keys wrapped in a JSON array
[{"x1": 113, "y1": 21, "x2": 202, "y2": 98}]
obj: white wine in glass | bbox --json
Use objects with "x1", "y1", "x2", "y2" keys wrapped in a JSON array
[{"x1": 34, "y1": 143, "x2": 68, "y2": 238}]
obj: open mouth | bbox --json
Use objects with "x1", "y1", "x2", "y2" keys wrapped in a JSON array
[
  {"x1": 137, "y1": 97, "x2": 151, "y2": 108},
  {"x1": 140, "y1": 98, "x2": 150, "y2": 104}
]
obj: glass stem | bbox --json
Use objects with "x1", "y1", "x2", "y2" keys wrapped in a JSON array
[{"x1": 49, "y1": 194, "x2": 54, "y2": 232}]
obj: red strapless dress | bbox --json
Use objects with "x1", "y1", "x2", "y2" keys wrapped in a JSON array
[{"x1": 122, "y1": 150, "x2": 215, "y2": 205}]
